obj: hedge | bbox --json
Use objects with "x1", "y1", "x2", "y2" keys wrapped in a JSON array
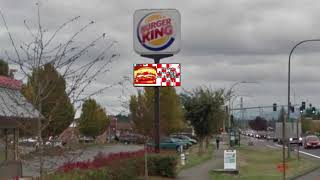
[
  {"x1": 47, "y1": 150, "x2": 178, "y2": 179},
  {"x1": 148, "y1": 155, "x2": 177, "y2": 178}
]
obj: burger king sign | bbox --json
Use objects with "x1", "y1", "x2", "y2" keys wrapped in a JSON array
[{"x1": 134, "y1": 9, "x2": 181, "y2": 55}]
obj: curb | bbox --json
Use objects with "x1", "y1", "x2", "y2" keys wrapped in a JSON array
[{"x1": 289, "y1": 165, "x2": 320, "y2": 180}]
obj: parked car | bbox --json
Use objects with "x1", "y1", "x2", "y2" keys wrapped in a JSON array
[
  {"x1": 118, "y1": 134, "x2": 146, "y2": 144},
  {"x1": 172, "y1": 132, "x2": 198, "y2": 141},
  {"x1": 19, "y1": 137, "x2": 38, "y2": 147},
  {"x1": 147, "y1": 137, "x2": 186, "y2": 152},
  {"x1": 79, "y1": 136, "x2": 95, "y2": 143},
  {"x1": 44, "y1": 140, "x2": 64, "y2": 148},
  {"x1": 170, "y1": 134, "x2": 197, "y2": 144},
  {"x1": 170, "y1": 136, "x2": 193, "y2": 148},
  {"x1": 304, "y1": 135, "x2": 320, "y2": 149}
]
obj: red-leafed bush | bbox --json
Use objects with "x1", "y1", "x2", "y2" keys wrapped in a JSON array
[
  {"x1": 52, "y1": 147, "x2": 178, "y2": 179},
  {"x1": 58, "y1": 148, "x2": 154, "y2": 173}
]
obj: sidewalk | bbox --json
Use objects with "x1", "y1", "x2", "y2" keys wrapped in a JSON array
[{"x1": 177, "y1": 138, "x2": 228, "y2": 180}]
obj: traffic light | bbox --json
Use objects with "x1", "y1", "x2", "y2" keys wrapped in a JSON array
[
  {"x1": 300, "y1": 106, "x2": 303, "y2": 113},
  {"x1": 273, "y1": 103, "x2": 277, "y2": 111},
  {"x1": 302, "y1": 101, "x2": 306, "y2": 110},
  {"x1": 290, "y1": 106, "x2": 295, "y2": 113},
  {"x1": 312, "y1": 107, "x2": 316, "y2": 114}
]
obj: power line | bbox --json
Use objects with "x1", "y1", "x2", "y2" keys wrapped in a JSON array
[{"x1": 230, "y1": 104, "x2": 300, "y2": 111}]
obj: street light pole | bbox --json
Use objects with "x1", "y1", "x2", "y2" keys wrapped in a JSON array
[
  {"x1": 287, "y1": 39, "x2": 320, "y2": 180},
  {"x1": 227, "y1": 81, "x2": 258, "y2": 131}
]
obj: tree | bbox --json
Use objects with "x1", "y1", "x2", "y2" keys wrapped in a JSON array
[
  {"x1": 0, "y1": 59, "x2": 9, "y2": 76},
  {"x1": 79, "y1": 99, "x2": 110, "y2": 137},
  {"x1": 249, "y1": 116, "x2": 267, "y2": 131},
  {"x1": 180, "y1": 87, "x2": 226, "y2": 153},
  {"x1": 160, "y1": 87, "x2": 185, "y2": 134},
  {"x1": 129, "y1": 87, "x2": 185, "y2": 136},
  {"x1": 1, "y1": 4, "x2": 121, "y2": 178},
  {"x1": 22, "y1": 63, "x2": 75, "y2": 138}
]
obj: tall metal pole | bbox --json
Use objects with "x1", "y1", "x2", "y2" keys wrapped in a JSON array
[
  {"x1": 154, "y1": 57, "x2": 160, "y2": 153},
  {"x1": 297, "y1": 112, "x2": 301, "y2": 160},
  {"x1": 141, "y1": 54, "x2": 173, "y2": 153},
  {"x1": 288, "y1": 47, "x2": 291, "y2": 160},
  {"x1": 240, "y1": 97, "x2": 244, "y2": 125},
  {"x1": 228, "y1": 81, "x2": 258, "y2": 130},
  {"x1": 287, "y1": 39, "x2": 320, "y2": 180},
  {"x1": 282, "y1": 106, "x2": 286, "y2": 180}
]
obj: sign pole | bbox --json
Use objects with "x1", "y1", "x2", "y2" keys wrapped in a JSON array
[
  {"x1": 154, "y1": 57, "x2": 160, "y2": 153},
  {"x1": 154, "y1": 85, "x2": 160, "y2": 153},
  {"x1": 141, "y1": 54, "x2": 173, "y2": 153},
  {"x1": 135, "y1": 9, "x2": 181, "y2": 153}
]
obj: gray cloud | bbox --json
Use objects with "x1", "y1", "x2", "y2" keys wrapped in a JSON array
[{"x1": 2, "y1": 0, "x2": 320, "y2": 115}]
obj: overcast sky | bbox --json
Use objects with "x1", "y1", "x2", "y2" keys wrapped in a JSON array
[{"x1": 1, "y1": 0, "x2": 320, "y2": 117}]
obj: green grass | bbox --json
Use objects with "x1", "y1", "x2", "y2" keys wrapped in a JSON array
[
  {"x1": 178, "y1": 144, "x2": 214, "y2": 171},
  {"x1": 210, "y1": 146, "x2": 319, "y2": 180}
]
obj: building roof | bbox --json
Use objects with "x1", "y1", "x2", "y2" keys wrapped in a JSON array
[
  {"x1": 0, "y1": 76, "x2": 41, "y2": 119},
  {"x1": 0, "y1": 76, "x2": 22, "y2": 90}
]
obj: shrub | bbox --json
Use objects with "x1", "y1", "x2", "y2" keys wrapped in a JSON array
[
  {"x1": 148, "y1": 154, "x2": 178, "y2": 178},
  {"x1": 58, "y1": 149, "x2": 152, "y2": 172},
  {"x1": 54, "y1": 149, "x2": 177, "y2": 179},
  {"x1": 47, "y1": 169, "x2": 110, "y2": 180},
  {"x1": 46, "y1": 168, "x2": 114, "y2": 180}
]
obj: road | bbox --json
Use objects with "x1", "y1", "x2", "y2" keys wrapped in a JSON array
[
  {"x1": 241, "y1": 135, "x2": 320, "y2": 158},
  {"x1": 266, "y1": 141, "x2": 320, "y2": 159},
  {"x1": 296, "y1": 148, "x2": 320, "y2": 158},
  {"x1": 22, "y1": 144, "x2": 143, "y2": 177}
]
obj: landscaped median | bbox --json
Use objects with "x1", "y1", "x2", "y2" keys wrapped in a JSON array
[{"x1": 210, "y1": 145, "x2": 320, "y2": 180}]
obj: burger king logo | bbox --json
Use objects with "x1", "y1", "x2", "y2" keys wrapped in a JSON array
[{"x1": 137, "y1": 12, "x2": 175, "y2": 51}]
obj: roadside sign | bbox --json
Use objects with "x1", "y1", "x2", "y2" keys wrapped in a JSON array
[
  {"x1": 133, "y1": 63, "x2": 181, "y2": 87},
  {"x1": 224, "y1": 150, "x2": 236, "y2": 169},
  {"x1": 133, "y1": 9, "x2": 181, "y2": 55},
  {"x1": 277, "y1": 163, "x2": 288, "y2": 172}
]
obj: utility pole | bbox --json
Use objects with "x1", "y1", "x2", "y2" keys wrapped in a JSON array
[
  {"x1": 297, "y1": 111, "x2": 301, "y2": 160},
  {"x1": 282, "y1": 106, "x2": 286, "y2": 180},
  {"x1": 240, "y1": 97, "x2": 244, "y2": 128}
]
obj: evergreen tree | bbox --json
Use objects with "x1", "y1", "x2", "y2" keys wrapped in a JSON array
[
  {"x1": 79, "y1": 99, "x2": 110, "y2": 137},
  {"x1": 129, "y1": 87, "x2": 185, "y2": 136},
  {"x1": 22, "y1": 63, "x2": 75, "y2": 138}
]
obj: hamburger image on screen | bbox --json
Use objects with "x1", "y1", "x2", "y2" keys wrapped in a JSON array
[{"x1": 134, "y1": 66, "x2": 157, "y2": 85}]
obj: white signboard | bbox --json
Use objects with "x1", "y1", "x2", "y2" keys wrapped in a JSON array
[
  {"x1": 224, "y1": 150, "x2": 236, "y2": 170},
  {"x1": 133, "y1": 9, "x2": 181, "y2": 55}
]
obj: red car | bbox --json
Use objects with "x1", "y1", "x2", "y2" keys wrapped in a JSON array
[{"x1": 304, "y1": 135, "x2": 320, "y2": 149}]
